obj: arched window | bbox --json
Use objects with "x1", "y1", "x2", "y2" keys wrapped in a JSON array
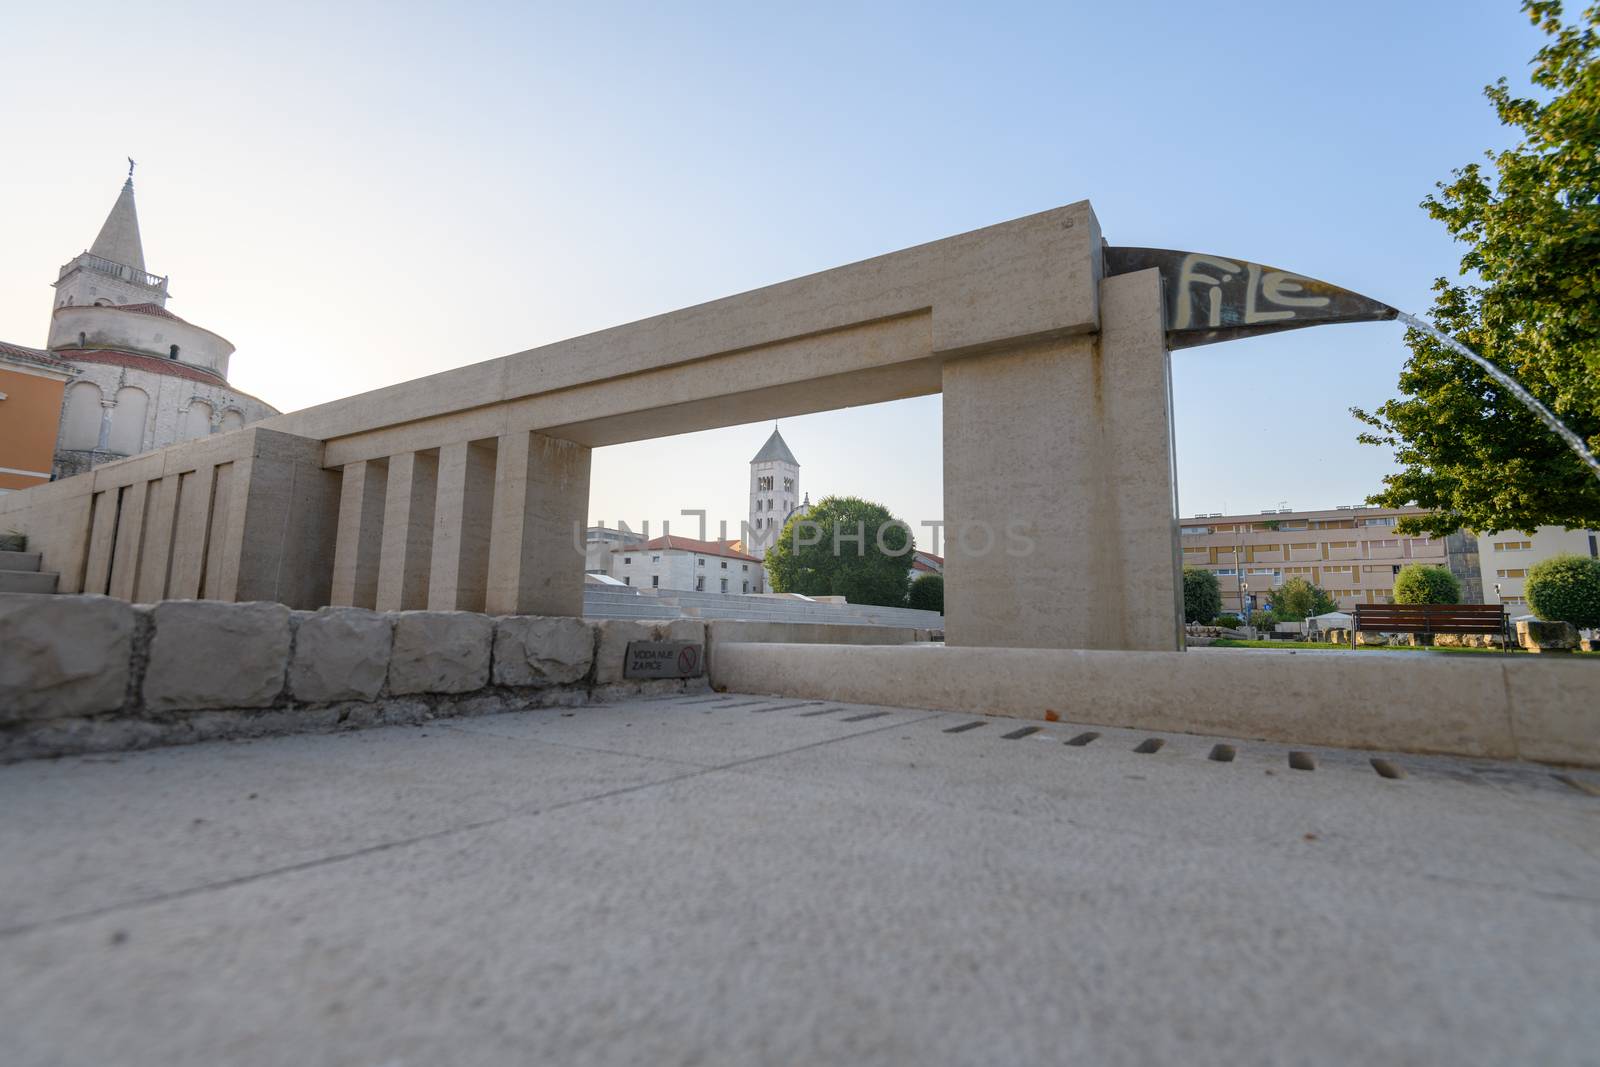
[
  {"x1": 78, "y1": 332, "x2": 87, "y2": 347},
  {"x1": 169, "y1": 344, "x2": 180, "y2": 360},
  {"x1": 182, "y1": 401, "x2": 213, "y2": 441},
  {"x1": 61, "y1": 381, "x2": 104, "y2": 450},
  {"x1": 220, "y1": 409, "x2": 245, "y2": 433},
  {"x1": 106, "y1": 386, "x2": 149, "y2": 455}
]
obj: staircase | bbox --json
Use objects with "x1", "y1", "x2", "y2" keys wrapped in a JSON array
[{"x1": 0, "y1": 551, "x2": 59, "y2": 595}]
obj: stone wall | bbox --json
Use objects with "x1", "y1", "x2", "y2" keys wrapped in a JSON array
[{"x1": 0, "y1": 594, "x2": 712, "y2": 761}]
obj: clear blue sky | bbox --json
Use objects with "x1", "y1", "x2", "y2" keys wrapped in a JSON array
[{"x1": 0, "y1": 0, "x2": 1545, "y2": 536}]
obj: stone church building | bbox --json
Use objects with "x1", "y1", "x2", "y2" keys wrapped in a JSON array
[{"x1": 1, "y1": 170, "x2": 277, "y2": 481}]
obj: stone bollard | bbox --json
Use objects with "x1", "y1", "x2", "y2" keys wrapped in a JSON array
[{"x1": 1516, "y1": 619, "x2": 1579, "y2": 654}]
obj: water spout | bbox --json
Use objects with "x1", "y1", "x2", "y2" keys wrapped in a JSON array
[{"x1": 1394, "y1": 311, "x2": 1600, "y2": 485}]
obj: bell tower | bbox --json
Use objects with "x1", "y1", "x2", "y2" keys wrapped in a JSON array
[
  {"x1": 52, "y1": 163, "x2": 171, "y2": 312},
  {"x1": 747, "y1": 425, "x2": 799, "y2": 559}
]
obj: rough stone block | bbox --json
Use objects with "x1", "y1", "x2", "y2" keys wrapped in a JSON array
[
  {"x1": 389, "y1": 611, "x2": 493, "y2": 694},
  {"x1": 593, "y1": 620, "x2": 655, "y2": 685},
  {"x1": 0, "y1": 594, "x2": 135, "y2": 720},
  {"x1": 1517, "y1": 619, "x2": 1579, "y2": 654},
  {"x1": 289, "y1": 607, "x2": 394, "y2": 703},
  {"x1": 145, "y1": 600, "x2": 292, "y2": 711},
  {"x1": 492, "y1": 615, "x2": 595, "y2": 687}
]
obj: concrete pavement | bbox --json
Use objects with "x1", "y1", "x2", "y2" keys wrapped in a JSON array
[{"x1": 3, "y1": 693, "x2": 1598, "y2": 1066}]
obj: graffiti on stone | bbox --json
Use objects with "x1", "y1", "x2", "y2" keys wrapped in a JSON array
[{"x1": 1104, "y1": 247, "x2": 1397, "y2": 348}]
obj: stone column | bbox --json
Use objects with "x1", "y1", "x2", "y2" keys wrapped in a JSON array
[
  {"x1": 331, "y1": 459, "x2": 389, "y2": 608},
  {"x1": 941, "y1": 266, "x2": 1180, "y2": 651},
  {"x1": 134, "y1": 474, "x2": 181, "y2": 602},
  {"x1": 428, "y1": 439, "x2": 498, "y2": 612},
  {"x1": 83, "y1": 488, "x2": 118, "y2": 596},
  {"x1": 167, "y1": 466, "x2": 216, "y2": 600},
  {"x1": 375, "y1": 450, "x2": 439, "y2": 612},
  {"x1": 485, "y1": 430, "x2": 590, "y2": 617},
  {"x1": 107, "y1": 480, "x2": 151, "y2": 601}
]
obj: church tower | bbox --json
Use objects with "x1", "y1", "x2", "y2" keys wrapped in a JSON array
[
  {"x1": 748, "y1": 425, "x2": 799, "y2": 559},
  {"x1": 52, "y1": 166, "x2": 171, "y2": 311}
]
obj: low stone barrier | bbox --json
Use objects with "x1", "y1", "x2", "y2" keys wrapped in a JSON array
[{"x1": 0, "y1": 594, "x2": 712, "y2": 761}]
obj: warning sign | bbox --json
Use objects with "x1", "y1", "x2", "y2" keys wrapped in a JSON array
[{"x1": 624, "y1": 641, "x2": 704, "y2": 679}]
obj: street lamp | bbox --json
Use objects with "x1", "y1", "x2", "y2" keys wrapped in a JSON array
[{"x1": 1240, "y1": 581, "x2": 1250, "y2": 638}]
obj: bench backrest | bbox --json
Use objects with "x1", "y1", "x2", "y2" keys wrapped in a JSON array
[{"x1": 1352, "y1": 603, "x2": 1506, "y2": 634}]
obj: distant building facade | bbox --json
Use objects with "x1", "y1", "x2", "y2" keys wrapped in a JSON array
[
  {"x1": 0, "y1": 343, "x2": 74, "y2": 495},
  {"x1": 1181, "y1": 504, "x2": 1598, "y2": 614},
  {"x1": 609, "y1": 535, "x2": 765, "y2": 594},
  {"x1": 0, "y1": 170, "x2": 278, "y2": 482}
]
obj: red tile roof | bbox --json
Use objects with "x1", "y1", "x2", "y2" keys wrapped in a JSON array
[
  {"x1": 67, "y1": 348, "x2": 228, "y2": 386},
  {"x1": 615, "y1": 534, "x2": 763, "y2": 562},
  {"x1": 109, "y1": 302, "x2": 187, "y2": 323},
  {"x1": 0, "y1": 340, "x2": 77, "y2": 372}
]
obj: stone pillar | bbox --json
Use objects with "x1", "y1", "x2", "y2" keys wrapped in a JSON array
[
  {"x1": 167, "y1": 466, "x2": 216, "y2": 600},
  {"x1": 83, "y1": 489, "x2": 118, "y2": 596},
  {"x1": 375, "y1": 450, "x2": 439, "y2": 612},
  {"x1": 428, "y1": 439, "x2": 498, "y2": 612},
  {"x1": 107, "y1": 480, "x2": 150, "y2": 601},
  {"x1": 331, "y1": 459, "x2": 389, "y2": 608},
  {"x1": 941, "y1": 266, "x2": 1180, "y2": 651},
  {"x1": 134, "y1": 474, "x2": 181, "y2": 602},
  {"x1": 485, "y1": 430, "x2": 590, "y2": 617}
]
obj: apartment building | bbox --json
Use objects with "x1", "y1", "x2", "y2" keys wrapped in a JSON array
[
  {"x1": 1181, "y1": 505, "x2": 1599, "y2": 615},
  {"x1": 1180, "y1": 505, "x2": 1455, "y2": 614},
  {"x1": 1481, "y1": 526, "x2": 1600, "y2": 612}
]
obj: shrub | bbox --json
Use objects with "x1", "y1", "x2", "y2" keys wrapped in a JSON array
[
  {"x1": 907, "y1": 573, "x2": 944, "y2": 613},
  {"x1": 1525, "y1": 554, "x2": 1600, "y2": 630},
  {"x1": 1249, "y1": 609, "x2": 1276, "y2": 631},
  {"x1": 1183, "y1": 567, "x2": 1222, "y2": 624},
  {"x1": 1392, "y1": 564, "x2": 1460, "y2": 604},
  {"x1": 1212, "y1": 613, "x2": 1243, "y2": 629}
]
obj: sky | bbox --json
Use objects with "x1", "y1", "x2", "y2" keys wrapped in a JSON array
[{"x1": 0, "y1": 0, "x2": 1548, "y2": 538}]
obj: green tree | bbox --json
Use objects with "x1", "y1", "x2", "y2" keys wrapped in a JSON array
[
  {"x1": 1525, "y1": 554, "x2": 1600, "y2": 628},
  {"x1": 1249, "y1": 609, "x2": 1277, "y2": 632},
  {"x1": 1353, "y1": 2, "x2": 1600, "y2": 537},
  {"x1": 1213, "y1": 613, "x2": 1243, "y2": 630},
  {"x1": 906, "y1": 573, "x2": 944, "y2": 613},
  {"x1": 1266, "y1": 577, "x2": 1338, "y2": 621},
  {"x1": 1183, "y1": 567, "x2": 1222, "y2": 624},
  {"x1": 1392, "y1": 564, "x2": 1462, "y2": 604},
  {"x1": 766, "y1": 495, "x2": 913, "y2": 607}
]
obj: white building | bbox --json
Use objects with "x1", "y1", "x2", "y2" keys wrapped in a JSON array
[
  {"x1": 36, "y1": 170, "x2": 277, "y2": 479},
  {"x1": 609, "y1": 535, "x2": 765, "y2": 594},
  {"x1": 1479, "y1": 526, "x2": 1600, "y2": 611}
]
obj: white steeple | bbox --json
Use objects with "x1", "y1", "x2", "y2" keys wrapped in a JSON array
[
  {"x1": 89, "y1": 171, "x2": 146, "y2": 273},
  {"x1": 53, "y1": 164, "x2": 170, "y2": 311},
  {"x1": 748, "y1": 424, "x2": 800, "y2": 559}
]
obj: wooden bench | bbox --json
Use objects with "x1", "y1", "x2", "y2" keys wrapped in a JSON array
[{"x1": 1350, "y1": 603, "x2": 1509, "y2": 648}]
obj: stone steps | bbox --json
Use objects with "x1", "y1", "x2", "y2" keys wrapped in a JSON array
[
  {"x1": 0, "y1": 550, "x2": 60, "y2": 594},
  {"x1": 0, "y1": 551, "x2": 42, "y2": 572},
  {"x1": 0, "y1": 570, "x2": 59, "y2": 594}
]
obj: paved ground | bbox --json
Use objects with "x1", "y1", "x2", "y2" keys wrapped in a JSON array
[{"x1": 3, "y1": 693, "x2": 1598, "y2": 1066}]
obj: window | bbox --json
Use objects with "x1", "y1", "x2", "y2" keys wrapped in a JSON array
[
  {"x1": 78, "y1": 331, "x2": 86, "y2": 347},
  {"x1": 1365, "y1": 539, "x2": 1400, "y2": 549},
  {"x1": 720, "y1": 578, "x2": 728, "y2": 593},
  {"x1": 741, "y1": 564, "x2": 748, "y2": 571},
  {"x1": 624, "y1": 577, "x2": 631, "y2": 586},
  {"x1": 783, "y1": 477, "x2": 793, "y2": 492},
  {"x1": 623, "y1": 557, "x2": 632, "y2": 564},
  {"x1": 720, "y1": 561, "x2": 728, "y2": 569},
  {"x1": 169, "y1": 344, "x2": 180, "y2": 360},
  {"x1": 651, "y1": 575, "x2": 659, "y2": 588},
  {"x1": 1360, "y1": 516, "x2": 1397, "y2": 527},
  {"x1": 1325, "y1": 565, "x2": 1352, "y2": 573},
  {"x1": 1496, "y1": 568, "x2": 1527, "y2": 578},
  {"x1": 1503, "y1": 595, "x2": 1528, "y2": 607},
  {"x1": 1179, "y1": 526, "x2": 1212, "y2": 535},
  {"x1": 698, "y1": 558, "x2": 705, "y2": 567},
  {"x1": 651, "y1": 555, "x2": 661, "y2": 563},
  {"x1": 742, "y1": 581, "x2": 749, "y2": 593},
  {"x1": 758, "y1": 476, "x2": 773, "y2": 491},
  {"x1": 1492, "y1": 540, "x2": 1532, "y2": 551},
  {"x1": 696, "y1": 577, "x2": 704, "y2": 591},
  {"x1": 1215, "y1": 568, "x2": 1236, "y2": 576},
  {"x1": 1183, "y1": 546, "x2": 1207, "y2": 554},
  {"x1": 1327, "y1": 540, "x2": 1357, "y2": 549}
]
